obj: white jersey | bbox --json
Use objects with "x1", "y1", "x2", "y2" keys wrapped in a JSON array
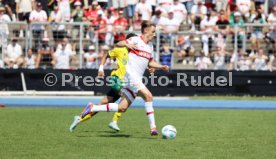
[{"x1": 126, "y1": 36, "x2": 154, "y2": 80}]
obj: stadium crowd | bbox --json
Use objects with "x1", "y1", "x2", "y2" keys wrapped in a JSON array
[{"x1": 0, "y1": 0, "x2": 275, "y2": 70}]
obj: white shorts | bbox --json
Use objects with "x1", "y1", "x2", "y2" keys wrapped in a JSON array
[{"x1": 121, "y1": 74, "x2": 146, "y2": 102}]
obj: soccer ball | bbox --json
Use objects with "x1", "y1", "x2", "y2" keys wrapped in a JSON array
[{"x1": 162, "y1": 125, "x2": 177, "y2": 139}]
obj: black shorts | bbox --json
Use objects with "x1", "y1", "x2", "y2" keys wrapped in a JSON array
[
  {"x1": 106, "y1": 88, "x2": 121, "y2": 103},
  {"x1": 106, "y1": 76, "x2": 122, "y2": 102},
  {"x1": 18, "y1": 12, "x2": 30, "y2": 22}
]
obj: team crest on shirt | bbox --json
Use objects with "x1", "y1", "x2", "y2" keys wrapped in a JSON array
[{"x1": 122, "y1": 58, "x2": 127, "y2": 65}]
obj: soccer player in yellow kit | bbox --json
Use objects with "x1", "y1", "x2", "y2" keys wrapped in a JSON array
[{"x1": 69, "y1": 33, "x2": 137, "y2": 132}]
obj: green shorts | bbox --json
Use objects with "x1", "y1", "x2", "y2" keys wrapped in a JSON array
[{"x1": 106, "y1": 76, "x2": 123, "y2": 102}]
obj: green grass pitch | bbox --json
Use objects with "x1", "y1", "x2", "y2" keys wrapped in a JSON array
[{"x1": 0, "y1": 107, "x2": 275, "y2": 159}]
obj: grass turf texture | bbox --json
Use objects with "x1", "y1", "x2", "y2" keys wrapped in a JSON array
[
  {"x1": 0, "y1": 108, "x2": 275, "y2": 159},
  {"x1": 191, "y1": 96, "x2": 276, "y2": 101}
]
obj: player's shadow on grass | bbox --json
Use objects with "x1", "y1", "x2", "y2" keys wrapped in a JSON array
[
  {"x1": 98, "y1": 134, "x2": 131, "y2": 138},
  {"x1": 97, "y1": 131, "x2": 157, "y2": 140},
  {"x1": 97, "y1": 131, "x2": 131, "y2": 138},
  {"x1": 77, "y1": 130, "x2": 157, "y2": 139}
]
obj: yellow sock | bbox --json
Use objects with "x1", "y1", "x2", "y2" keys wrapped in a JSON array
[
  {"x1": 80, "y1": 114, "x2": 92, "y2": 122},
  {"x1": 112, "y1": 112, "x2": 122, "y2": 122}
]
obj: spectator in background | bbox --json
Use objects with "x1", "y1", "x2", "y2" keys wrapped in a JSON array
[
  {"x1": 160, "y1": 10, "x2": 180, "y2": 43},
  {"x1": 176, "y1": 34, "x2": 195, "y2": 64},
  {"x1": 213, "y1": 47, "x2": 226, "y2": 70},
  {"x1": 267, "y1": 6, "x2": 276, "y2": 25},
  {"x1": 250, "y1": 6, "x2": 266, "y2": 54},
  {"x1": 126, "y1": 0, "x2": 138, "y2": 29},
  {"x1": 135, "y1": 0, "x2": 152, "y2": 22},
  {"x1": 52, "y1": 38, "x2": 74, "y2": 69},
  {"x1": 158, "y1": 0, "x2": 173, "y2": 14},
  {"x1": 269, "y1": 0, "x2": 276, "y2": 11},
  {"x1": 48, "y1": 0, "x2": 58, "y2": 10},
  {"x1": 49, "y1": 4, "x2": 66, "y2": 42},
  {"x1": 229, "y1": 49, "x2": 251, "y2": 70},
  {"x1": 15, "y1": 0, "x2": 34, "y2": 37},
  {"x1": 105, "y1": 8, "x2": 116, "y2": 46},
  {"x1": 215, "y1": 10, "x2": 229, "y2": 54},
  {"x1": 84, "y1": 1, "x2": 103, "y2": 39},
  {"x1": 35, "y1": 0, "x2": 49, "y2": 16},
  {"x1": 0, "y1": 6, "x2": 11, "y2": 48},
  {"x1": 237, "y1": 53, "x2": 252, "y2": 71},
  {"x1": 254, "y1": 0, "x2": 265, "y2": 11},
  {"x1": 160, "y1": 41, "x2": 173, "y2": 67},
  {"x1": 146, "y1": 0, "x2": 157, "y2": 15},
  {"x1": 84, "y1": 1, "x2": 100, "y2": 22},
  {"x1": 151, "y1": 9, "x2": 166, "y2": 26},
  {"x1": 215, "y1": 0, "x2": 228, "y2": 12},
  {"x1": 180, "y1": 0, "x2": 194, "y2": 14},
  {"x1": 36, "y1": 37, "x2": 54, "y2": 68},
  {"x1": 29, "y1": 2, "x2": 48, "y2": 49},
  {"x1": 195, "y1": 51, "x2": 212, "y2": 70},
  {"x1": 252, "y1": 48, "x2": 268, "y2": 70},
  {"x1": 113, "y1": 10, "x2": 128, "y2": 43},
  {"x1": 228, "y1": 0, "x2": 238, "y2": 13},
  {"x1": 264, "y1": 26, "x2": 276, "y2": 52},
  {"x1": 91, "y1": 12, "x2": 107, "y2": 44},
  {"x1": 4, "y1": 38, "x2": 23, "y2": 68},
  {"x1": 171, "y1": 0, "x2": 187, "y2": 24},
  {"x1": 57, "y1": 0, "x2": 71, "y2": 22},
  {"x1": 190, "y1": 0, "x2": 207, "y2": 31},
  {"x1": 0, "y1": 0, "x2": 16, "y2": 21},
  {"x1": 204, "y1": 0, "x2": 215, "y2": 9},
  {"x1": 84, "y1": 45, "x2": 98, "y2": 69},
  {"x1": 200, "y1": 10, "x2": 218, "y2": 56},
  {"x1": 71, "y1": 1, "x2": 84, "y2": 22},
  {"x1": 133, "y1": 13, "x2": 142, "y2": 30},
  {"x1": 71, "y1": 1, "x2": 84, "y2": 39},
  {"x1": 236, "y1": 0, "x2": 251, "y2": 19},
  {"x1": 269, "y1": 51, "x2": 276, "y2": 71},
  {"x1": 57, "y1": 37, "x2": 72, "y2": 51},
  {"x1": 229, "y1": 12, "x2": 245, "y2": 49},
  {"x1": 25, "y1": 48, "x2": 36, "y2": 69}
]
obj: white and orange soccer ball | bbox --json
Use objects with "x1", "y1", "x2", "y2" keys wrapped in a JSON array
[{"x1": 162, "y1": 125, "x2": 177, "y2": 139}]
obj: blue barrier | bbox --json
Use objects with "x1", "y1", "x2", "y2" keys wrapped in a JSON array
[{"x1": 1, "y1": 96, "x2": 276, "y2": 110}]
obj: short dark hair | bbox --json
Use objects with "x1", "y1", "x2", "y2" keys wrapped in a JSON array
[
  {"x1": 141, "y1": 21, "x2": 155, "y2": 34},
  {"x1": 126, "y1": 33, "x2": 137, "y2": 39}
]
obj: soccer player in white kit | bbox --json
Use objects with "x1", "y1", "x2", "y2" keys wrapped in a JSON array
[{"x1": 81, "y1": 21, "x2": 169, "y2": 135}]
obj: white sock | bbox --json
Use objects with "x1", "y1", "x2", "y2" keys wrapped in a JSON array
[
  {"x1": 91, "y1": 103, "x2": 118, "y2": 112},
  {"x1": 145, "y1": 102, "x2": 156, "y2": 129}
]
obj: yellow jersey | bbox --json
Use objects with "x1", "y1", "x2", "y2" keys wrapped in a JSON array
[{"x1": 108, "y1": 47, "x2": 128, "y2": 81}]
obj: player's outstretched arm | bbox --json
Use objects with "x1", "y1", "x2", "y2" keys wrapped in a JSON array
[
  {"x1": 116, "y1": 40, "x2": 137, "y2": 50},
  {"x1": 148, "y1": 60, "x2": 170, "y2": 72},
  {"x1": 98, "y1": 53, "x2": 109, "y2": 77}
]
